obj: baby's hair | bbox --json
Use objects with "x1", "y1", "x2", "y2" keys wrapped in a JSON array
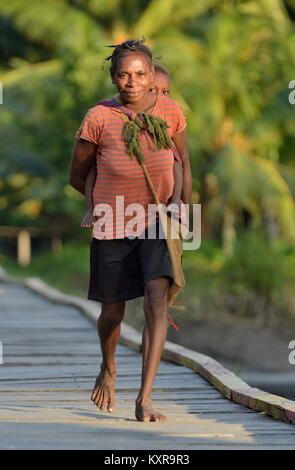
[
  {"x1": 154, "y1": 64, "x2": 170, "y2": 78},
  {"x1": 103, "y1": 38, "x2": 153, "y2": 77}
]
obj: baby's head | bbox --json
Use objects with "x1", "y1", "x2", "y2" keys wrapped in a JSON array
[{"x1": 150, "y1": 64, "x2": 171, "y2": 96}]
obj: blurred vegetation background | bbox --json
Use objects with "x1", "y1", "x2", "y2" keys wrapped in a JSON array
[{"x1": 1, "y1": 0, "x2": 295, "y2": 329}]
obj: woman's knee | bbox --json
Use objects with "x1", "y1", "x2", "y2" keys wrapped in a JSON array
[
  {"x1": 100, "y1": 300, "x2": 125, "y2": 323},
  {"x1": 144, "y1": 278, "x2": 169, "y2": 317}
]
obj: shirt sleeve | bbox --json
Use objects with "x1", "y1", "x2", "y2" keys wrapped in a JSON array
[
  {"x1": 75, "y1": 107, "x2": 101, "y2": 145},
  {"x1": 170, "y1": 100, "x2": 187, "y2": 137}
]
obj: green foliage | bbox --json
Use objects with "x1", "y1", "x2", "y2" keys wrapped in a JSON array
[
  {"x1": 1, "y1": 241, "x2": 90, "y2": 296},
  {"x1": 222, "y1": 229, "x2": 294, "y2": 298}
]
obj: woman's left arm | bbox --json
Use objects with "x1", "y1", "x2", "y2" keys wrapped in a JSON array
[{"x1": 172, "y1": 129, "x2": 192, "y2": 205}]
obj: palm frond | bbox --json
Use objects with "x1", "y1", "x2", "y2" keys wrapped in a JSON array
[
  {"x1": 278, "y1": 163, "x2": 295, "y2": 199},
  {"x1": 211, "y1": 146, "x2": 295, "y2": 240},
  {"x1": 252, "y1": 156, "x2": 295, "y2": 240},
  {"x1": 134, "y1": 0, "x2": 220, "y2": 37},
  {"x1": 0, "y1": 59, "x2": 61, "y2": 86},
  {"x1": 0, "y1": 0, "x2": 103, "y2": 48}
]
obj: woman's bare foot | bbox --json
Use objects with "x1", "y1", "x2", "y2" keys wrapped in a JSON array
[
  {"x1": 91, "y1": 365, "x2": 116, "y2": 412},
  {"x1": 135, "y1": 398, "x2": 167, "y2": 422},
  {"x1": 81, "y1": 209, "x2": 96, "y2": 228}
]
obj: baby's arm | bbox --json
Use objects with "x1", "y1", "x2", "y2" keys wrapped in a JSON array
[
  {"x1": 81, "y1": 163, "x2": 96, "y2": 227},
  {"x1": 85, "y1": 163, "x2": 96, "y2": 210},
  {"x1": 69, "y1": 139, "x2": 96, "y2": 195},
  {"x1": 166, "y1": 151, "x2": 183, "y2": 219},
  {"x1": 170, "y1": 160, "x2": 183, "y2": 203},
  {"x1": 172, "y1": 130, "x2": 192, "y2": 205}
]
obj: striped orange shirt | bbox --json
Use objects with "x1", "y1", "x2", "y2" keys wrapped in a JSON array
[{"x1": 75, "y1": 94, "x2": 186, "y2": 239}]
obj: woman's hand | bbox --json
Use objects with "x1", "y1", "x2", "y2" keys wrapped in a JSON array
[
  {"x1": 172, "y1": 130, "x2": 192, "y2": 206},
  {"x1": 81, "y1": 208, "x2": 97, "y2": 228},
  {"x1": 166, "y1": 199, "x2": 181, "y2": 220}
]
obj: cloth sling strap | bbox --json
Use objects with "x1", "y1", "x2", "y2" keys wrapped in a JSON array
[{"x1": 98, "y1": 100, "x2": 187, "y2": 324}]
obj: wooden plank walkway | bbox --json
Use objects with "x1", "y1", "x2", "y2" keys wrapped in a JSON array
[{"x1": 1, "y1": 277, "x2": 295, "y2": 450}]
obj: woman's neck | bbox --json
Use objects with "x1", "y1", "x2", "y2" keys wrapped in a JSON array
[{"x1": 114, "y1": 93, "x2": 158, "y2": 114}]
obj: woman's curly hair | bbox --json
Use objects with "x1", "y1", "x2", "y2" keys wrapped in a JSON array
[{"x1": 103, "y1": 38, "x2": 153, "y2": 77}]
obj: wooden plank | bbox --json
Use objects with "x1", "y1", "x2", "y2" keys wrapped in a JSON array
[{"x1": 1, "y1": 274, "x2": 295, "y2": 450}]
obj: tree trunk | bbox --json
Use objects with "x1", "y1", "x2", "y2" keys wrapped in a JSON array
[{"x1": 222, "y1": 206, "x2": 236, "y2": 257}]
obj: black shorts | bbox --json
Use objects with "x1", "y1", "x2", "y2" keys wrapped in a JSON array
[{"x1": 88, "y1": 219, "x2": 173, "y2": 303}]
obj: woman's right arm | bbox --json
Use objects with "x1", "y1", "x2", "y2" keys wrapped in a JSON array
[
  {"x1": 84, "y1": 164, "x2": 96, "y2": 210},
  {"x1": 69, "y1": 139, "x2": 97, "y2": 195}
]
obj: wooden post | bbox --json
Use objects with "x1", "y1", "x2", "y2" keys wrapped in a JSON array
[
  {"x1": 17, "y1": 229, "x2": 31, "y2": 266},
  {"x1": 51, "y1": 236, "x2": 63, "y2": 252}
]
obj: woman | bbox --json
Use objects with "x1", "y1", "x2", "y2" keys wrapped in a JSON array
[{"x1": 69, "y1": 39, "x2": 192, "y2": 422}]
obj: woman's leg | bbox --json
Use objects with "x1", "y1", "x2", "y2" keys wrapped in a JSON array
[
  {"x1": 91, "y1": 300, "x2": 126, "y2": 412},
  {"x1": 136, "y1": 277, "x2": 169, "y2": 422}
]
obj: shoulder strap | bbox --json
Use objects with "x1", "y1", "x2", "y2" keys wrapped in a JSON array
[{"x1": 96, "y1": 99, "x2": 133, "y2": 119}]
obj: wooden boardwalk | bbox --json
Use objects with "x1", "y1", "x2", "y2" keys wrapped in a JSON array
[{"x1": 1, "y1": 277, "x2": 295, "y2": 450}]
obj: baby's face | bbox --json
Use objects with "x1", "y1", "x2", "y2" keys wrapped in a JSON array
[{"x1": 150, "y1": 73, "x2": 170, "y2": 96}]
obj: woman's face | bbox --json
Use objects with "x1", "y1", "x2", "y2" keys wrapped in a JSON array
[{"x1": 112, "y1": 53, "x2": 154, "y2": 104}]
